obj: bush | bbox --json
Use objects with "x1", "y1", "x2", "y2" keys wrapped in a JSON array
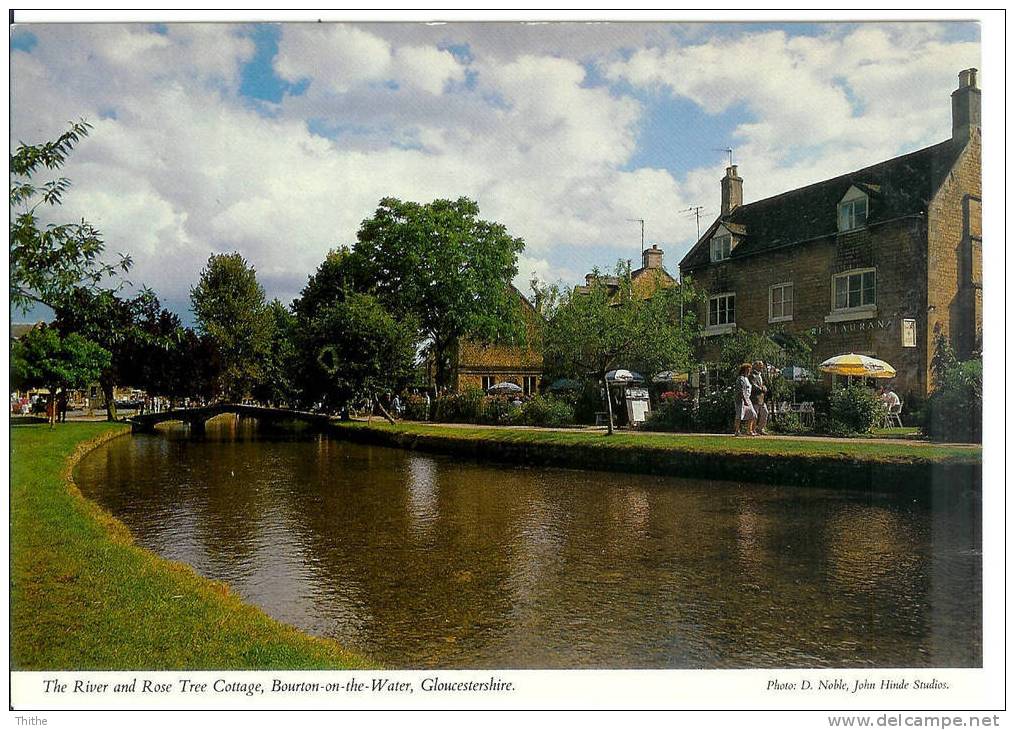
[
  {"x1": 643, "y1": 385, "x2": 736, "y2": 433},
  {"x1": 924, "y1": 359, "x2": 981, "y2": 443},
  {"x1": 644, "y1": 395, "x2": 696, "y2": 432},
  {"x1": 827, "y1": 384, "x2": 886, "y2": 435},
  {"x1": 432, "y1": 387, "x2": 485, "y2": 423},
  {"x1": 402, "y1": 393, "x2": 429, "y2": 420},
  {"x1": 770, "y1": 411, "x2": 809, "y2": 435},
  {"x1": 507, "y1": 395, "x2": 575, "y2": 427}
]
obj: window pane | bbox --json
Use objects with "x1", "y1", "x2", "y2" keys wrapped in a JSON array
[
  {"x1": 835, "y1": 278, "x2": 847, "y2": 308},
  {"x1": 838, "y1": 204, "x2": 850, "y2": 231},
  {"x1": 784, "y1": 285, "x2": 793, "y2": 316},
  {"x1": 727, "y1": 295, "x2": 735, "y2": 324},
  {"x1": 862, "y1": 271, "x2": 875, "y2": 305},
  {"x1": 709, "y1": 298, "x2": 718, "y2": 325},
  {"x1": 856, "y1": 198, "x2": 867, "y2": 225}
]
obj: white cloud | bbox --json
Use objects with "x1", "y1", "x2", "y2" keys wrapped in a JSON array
[{"x1": 10, "y1": 21, "x2": 980, "y2": 320}]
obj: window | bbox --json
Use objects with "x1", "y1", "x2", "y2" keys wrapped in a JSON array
[
  {"x1": 524, "y1": 376, "x2": 537, "y2": 395},
  {"x1": 769, "y1": 282, "x2": 793, "y2": 322},
  {"x1": 837, "y1": 193, "x2": 868, "y2": 232},
  {"x1": 708, "y1": 293, "x2": 736, "y2": 327},
  {"x1": 481, "y1": 375, "x2": 496, "y2": 391},
  {"x1": 710, "y1": 234, "x2": 732, "y2": 262},
  {"x1": 833, "y1": 269, "x2": 876, "y2": 310}
]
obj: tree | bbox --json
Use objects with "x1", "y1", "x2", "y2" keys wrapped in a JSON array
[
  {"x1": 11, "y1": 325, "x2": 110, "y2": 426},
  {"x1": 541, "y1": 261, "x2": 699, "y2": 434},
  {"x1": 10, "y1": 121, "x2": 131, "y2": 313},
  {"x1": 190, "y1": 253, "x2": 272, "y2": 401},
  {"x1": 352, "y1": 197, "x2": 525, "y2": 389},
  {"x1": 54, "y1": 287, "x2": 173, "y2": 421},
  {"x1": 252, "y1": 299, "x2": 300, "y2": 407},
  {"x1": 299, "y1": 292, "x2": 420, "y2": 414}
]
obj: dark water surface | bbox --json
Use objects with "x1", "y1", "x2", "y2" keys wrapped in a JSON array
[{"x1": 74, "y1": 418, "x2": 981, "y2": 668}]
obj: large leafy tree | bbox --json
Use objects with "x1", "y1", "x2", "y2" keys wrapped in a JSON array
[
  {"x1": 11, "y1": 325, "x2": 111, "y2": 426},
  {"x1": 10, "y1": 121, "x2": 131, "y2": 313},
  {"x1": 53, "y1": 287, "x2": 174, "y2": 421},
  {"x1": 190, "y1": 252, "x2": 272, "y2": 401},
  {"x1": 301, "y1": 293, "x2": 420, "y2": 413},
  {"x1": 542, "y1": 262, "x2": 699, "y2": 434},
  {"x1": 252, "y1": 299, "x2": 300, "y2": 408},
  {"x1": 352, "y1": 197, "x2": 525, "y2": 389}
]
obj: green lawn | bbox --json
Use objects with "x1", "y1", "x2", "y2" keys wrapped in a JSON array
[
  {"x1": 11, "y1": 422, "x2": 374, "y2": 670},
  {"x1": 338, "y1": 421, "x2": 980, "y2": 464}
]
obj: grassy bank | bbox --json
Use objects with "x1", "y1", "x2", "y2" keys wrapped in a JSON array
[
  {"x1": 332, "y1": 421, "x2": 980, "y2": 490},
  {"x1": 337, "y1": 421, "x2": 980, "y2": 464},
  {"x1": 11, "y1": 422, "x2": 374, "y2": 670}
]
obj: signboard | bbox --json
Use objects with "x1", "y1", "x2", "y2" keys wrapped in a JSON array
[
  {"x1": 626, "y1": 388, "x2": 650, "y2": 424},
  {"x1": 902, "y1": 318, "x2": 916, "y2": 348}
]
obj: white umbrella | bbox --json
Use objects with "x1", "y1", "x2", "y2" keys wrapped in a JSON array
[
  {"x1": 606, "y1": 369, "x2": 644, "y2": 384},
  {"x1": 781, "y1": 365, "x2": 814, "y2": 381},
  {"x1": 487, "y1": 381, "x2": 523, "y2": 394},
  {"x1": 652, "y1": 370, "x2": 689, "y2": 384}
]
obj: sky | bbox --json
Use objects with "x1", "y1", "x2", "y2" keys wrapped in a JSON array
[{"x1": 9, "y1": 20, "x2": 980, "y2": 324}]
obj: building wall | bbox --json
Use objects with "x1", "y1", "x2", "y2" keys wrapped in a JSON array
[
  {"x1": 455, "y1": 291, "x2": 544, "y2": 392},
  {"x1": 926, "y1": 132, "x2": 982, "y2": 377},
  {"x1": 686, "y1": 216, "x2": 932, "y2": 400}
]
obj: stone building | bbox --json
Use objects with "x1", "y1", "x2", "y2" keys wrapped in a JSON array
[
  {"x1": 454, "y1": 285, "x2": 544, "y2": 394},
  {"x1": 577, "y1": 244, "x2": 677, "y2": 301},
  {"x1": 679, "y1": 69, "x2": 982, "y2": 400}
]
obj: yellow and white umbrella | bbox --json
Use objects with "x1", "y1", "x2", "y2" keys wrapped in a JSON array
[{"x1": 819, "y1": 353, "x2": 896, "y2": 378}]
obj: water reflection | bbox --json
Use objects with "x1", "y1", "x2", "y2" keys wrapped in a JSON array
[{"x1": 74, "y1": 418, "x2": 981, "y2": 669}]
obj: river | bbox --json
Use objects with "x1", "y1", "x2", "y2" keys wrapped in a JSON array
[{"x1": 73, "y1": 417, "x2": 981, "y2": 669}]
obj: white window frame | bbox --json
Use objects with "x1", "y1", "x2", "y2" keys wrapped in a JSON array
[
  {"x1": 705, "y1": 292, "x2": 736, "y2": 335},
  {"x1": 481, "y1": 375, "x2": 496, "y2": 391},
  {"x1": 837, "y1": 187, "x2": 869, "y2": 232},
  {"x1": 710, "y1": 234, "x2": 732, "y2": 263},
  {"x1": 768, "y1": 282, "x2": 794, "y2": 323},
  {"x1": 826, "y1": 267, "x2": 877, "y2": 322}
]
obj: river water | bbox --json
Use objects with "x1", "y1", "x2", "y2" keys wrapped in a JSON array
[{"x1": 74, "y1": 417, "x2": 981, "y2": 669}]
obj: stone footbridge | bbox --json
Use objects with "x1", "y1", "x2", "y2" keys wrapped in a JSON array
[{"x1": 129, "y1": 403, "x2": 333, "y2": 434}]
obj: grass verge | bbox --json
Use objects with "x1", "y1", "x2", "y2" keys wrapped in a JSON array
[
  {"x1": 11, "y1": 422, "x2": 374, "y2": 670},
  {"x1": 336, "y1": 421, "x2": 980, "y2": 465}
]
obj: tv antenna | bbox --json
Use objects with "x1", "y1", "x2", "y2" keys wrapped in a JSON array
[
  {"x1": 684, "y1": 205, "x2": 706, "y2": 239},
  {"x1": 625, "y1": 218, "x2": 645, "y2": 254},
  {"x1": 713, "y1": 147, "x2": 734, "y2": 167}
]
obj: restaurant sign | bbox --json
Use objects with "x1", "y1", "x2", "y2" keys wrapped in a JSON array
[{"x1": 807, "y1": 318, "x2": 896, "y2": 338}]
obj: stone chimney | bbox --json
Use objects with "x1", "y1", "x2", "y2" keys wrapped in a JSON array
[
  {"x1": 952, "y1": 68, "x2": 980, "y2": 143},
  {"x1": 641, "y1": 244, "x2": 663, "y2": 270},
  {"x1": 720, "y1": 165, "x2": 743, "y2": 216}
]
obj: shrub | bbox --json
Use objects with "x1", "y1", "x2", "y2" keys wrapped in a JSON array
[
  {"x1": 827, "y1": 384, "x2": 886, "y2": 435},
  {"x1": 924, "y1": 359, "x2": 981, "y2": 443},
  {"x1": 644, "y1": 396, "x2": 696, "y2": 432},
  {"x1": 432, "y1": 387, "x2": 485, "y2": 423},
  {"x1": 508, "y1": 395, "x2": 575, "y2": 427},
  {"x1": 402, "y1": 393, "x2": 429, "y2": 420},
  {"x1": 770, "y1": 411, "x2": 809, "y2": 435}
]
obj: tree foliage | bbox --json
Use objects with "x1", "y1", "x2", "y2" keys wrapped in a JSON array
[
  {"x1": 299, "y1": 292, "x2": 420, "y2": 412},
  {"x1": 11, "y1": 325, "x2": 111, "y2": 425},
  {"x1": 54, "y1": 287, "x2": 178, "y2": 420},
  {"x1": 252, "y1": 299, "x2": 300, "y2": 407},
  {"x1": 10, "y1": 121, "x2": 131, "y2": 313},
  {"x1": 351, "y1": 197, "x2": 525, "y2": 388},
  {"x1": 190, "y1": 252, "x2": 272, "y2": 401},
  {"x1": 541, "y1": 261, "x2": 700, "y2": 432}
]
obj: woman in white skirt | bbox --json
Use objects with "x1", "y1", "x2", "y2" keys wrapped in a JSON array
[{"x1": 734, "y1": 363, "x2": 758, "y2": 436}]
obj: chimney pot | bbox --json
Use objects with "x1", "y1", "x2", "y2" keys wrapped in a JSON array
[
  {"x1": 952, "y1": 68, "x2": 981, "y2": 142},
  {"x1": 642, "y1": 245, "x2": 664, "y2": 270},
  {"x1": 720, "y1": 165, "x2": 743, "y2": 216}
]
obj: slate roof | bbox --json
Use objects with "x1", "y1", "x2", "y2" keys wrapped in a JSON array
[{"x1": 680, "y1": 138, "x2": 965, "y2": 271}]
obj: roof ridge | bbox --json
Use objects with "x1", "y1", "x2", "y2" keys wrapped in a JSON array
[{"x1": 731, "y1": 138, "x2": 954, "y2": 213}]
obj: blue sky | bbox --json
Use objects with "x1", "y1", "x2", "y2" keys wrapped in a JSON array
[{"x1": 10, "y1": 20, "x2": 980, "y2": 325}]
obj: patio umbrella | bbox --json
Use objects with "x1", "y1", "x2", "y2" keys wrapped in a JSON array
[
  {"x1": 487, "y1": 381, "x2": 523, "y2": 394},
  {"x1": 652, "y1": 370, "x2": 689, "y2": 384},
  {"x1": 818, "y1": 353, "x2": 896, "y2": 378},
  {"x1": 605, "y1": 369, "x2": 645, "y2": 384},
  {"x1": 547, "y1": 378, "x2": 580, "y2": 393},
  {"x1": 780, "y1": 365, "x2": 814, "y2": 381}
]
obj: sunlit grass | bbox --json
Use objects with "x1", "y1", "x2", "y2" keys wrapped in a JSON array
[
  {"x1": 11, "y1": 422, "x2": 374, "y2": 670},
  {"x1": 337, "y1": 421, "x2": 979, "y2": 464}
]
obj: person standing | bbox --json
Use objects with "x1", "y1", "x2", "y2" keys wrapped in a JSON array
[
  {"x1": 750, "y1": 360, "x2": 770, "y2": 435},
  {"x1": 734, "y1": 363, "x2": 758, "y2": 436}
]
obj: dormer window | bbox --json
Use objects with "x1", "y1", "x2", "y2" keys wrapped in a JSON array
[
  {"x1": 710, "y1": 234, "x2": 732, "y2": 262},
  {"x1": 837, "y1": 186, "x2": 869, "y2": 232}
]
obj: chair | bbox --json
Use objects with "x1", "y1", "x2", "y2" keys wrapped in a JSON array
[{"x1": 887, "y1": 401, "x2": 903, "y2": 428}]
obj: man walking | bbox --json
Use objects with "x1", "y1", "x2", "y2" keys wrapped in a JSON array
[{"x1": 750, "y1": 360, "x2": 770, "y2": 435}]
